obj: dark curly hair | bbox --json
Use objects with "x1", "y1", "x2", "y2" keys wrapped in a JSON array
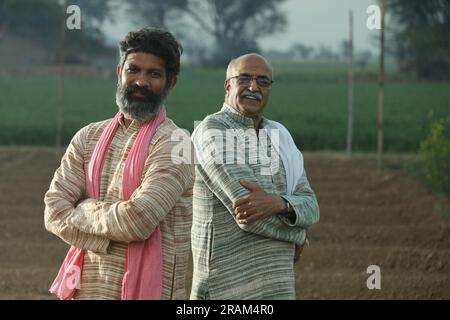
[{"x1": 119, "y1": 27, "x2": 183, "y2": 81}]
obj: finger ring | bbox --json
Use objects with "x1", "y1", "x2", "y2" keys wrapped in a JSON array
[{"x1": 243, "y1": 212, "x2": 247, "y2": 217}]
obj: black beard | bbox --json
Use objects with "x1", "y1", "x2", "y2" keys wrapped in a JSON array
[{"x1": 115, "y1": 82, "x2": 167, "y2": 122}]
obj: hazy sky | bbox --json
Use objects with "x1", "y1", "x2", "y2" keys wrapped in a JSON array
[
  {"x1": 260, "y1": 0, "x2": 378, "y2": 52},
  {"x1": 103, "y1": 0, "x2": 379, "y2": 53}
]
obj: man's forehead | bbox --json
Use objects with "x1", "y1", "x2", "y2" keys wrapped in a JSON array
[
  {"x1": 232, "y1": 55, "x2": 272, "y2": 77},
  {"x1": 123, "y1": 52, "x2": 165, "y2": 67}
]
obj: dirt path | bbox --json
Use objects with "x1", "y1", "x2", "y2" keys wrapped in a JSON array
[{"x1": 0, "y1": 148, "x2": 448, "y2": 299}]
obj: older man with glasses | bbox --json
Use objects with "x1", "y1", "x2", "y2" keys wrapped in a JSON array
[{"x1": 190, "y1": 53, "x2": 320, "y2": 300}]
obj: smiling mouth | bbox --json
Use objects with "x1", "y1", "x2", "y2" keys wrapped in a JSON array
[{"x1": 241, "y1": 94, "x2": 262, "y2": 102}]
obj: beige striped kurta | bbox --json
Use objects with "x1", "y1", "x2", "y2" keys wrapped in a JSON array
[
  {"x1": 44, "y1": 114, "x2": 194, "y2": 299},
  {"x1": 190, "y1": 104, "x2": 320, "y2": 300}
]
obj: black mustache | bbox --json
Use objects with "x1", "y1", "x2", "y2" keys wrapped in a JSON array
[{"x1": 125, "y1": 84, "x2": 155, "y2": 101}]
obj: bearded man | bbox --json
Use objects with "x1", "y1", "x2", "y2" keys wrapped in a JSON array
[{"x1": 44, "y1": 28, "x2": 194, "y2": 300}]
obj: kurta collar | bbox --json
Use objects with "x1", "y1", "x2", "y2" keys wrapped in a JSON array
[
  {"x1": 118, "y1": 113, "x2": 145, "y2": 132},
  {"x1": 221, "y1": 103, "x2": 268, "y2": 129}
]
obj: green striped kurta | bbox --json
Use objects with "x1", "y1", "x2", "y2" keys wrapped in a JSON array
[{"x1": 190, "y1": 104, "x2": 320, "y2": 300}]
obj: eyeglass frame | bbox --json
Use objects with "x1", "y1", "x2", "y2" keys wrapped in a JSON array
[{"x1": 226, "y1": 74, "x2": 274, "y2": 88}]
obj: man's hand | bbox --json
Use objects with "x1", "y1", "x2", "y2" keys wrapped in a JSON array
[{"x1": 233, "y1": 179, "x2": 287, "y2": 224}]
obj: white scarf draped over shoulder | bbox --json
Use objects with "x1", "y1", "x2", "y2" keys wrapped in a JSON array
[{"x1": 265, "y1": 120, "x2": 304, "y2": 195}]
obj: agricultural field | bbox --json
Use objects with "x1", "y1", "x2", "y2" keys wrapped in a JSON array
[
  {"x1": 1, "y1": 62, "x2": 449, "y2": 152},
  {"x1": 0, "y1": 149, "x2": 449, "y2": 299},
  {"x1": 0, "y1": 62, "x2": 449, "y2": 300}
]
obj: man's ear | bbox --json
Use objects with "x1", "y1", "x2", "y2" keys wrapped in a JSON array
[
  {"x1": 166, "y1": 76, "x2": 178, "y2": 94},
  {"x1": 224, "y1": 80, "x2": 231, "y2": 96},
  {"x1": 116, "y1": 64, "x2": 122, "y2": 82}
]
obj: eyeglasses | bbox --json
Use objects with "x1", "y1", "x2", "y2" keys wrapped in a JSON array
[{"x1": 226, "y1": 74, "x2": 273, "y2": 88}]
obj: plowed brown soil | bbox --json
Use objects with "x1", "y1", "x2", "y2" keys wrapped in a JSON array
[{"x1": 0, "y1": 148, "x2": 448, "y2": 299}]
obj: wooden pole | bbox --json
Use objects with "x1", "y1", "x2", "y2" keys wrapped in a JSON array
[
  {"x1": 346, "y1": 10, "x2": 354, "y2": 156},
  {"x1": 56, "y1": 1, "x2": 66, "y2": 150},
  {"x1": 377, "y1": 0, "x2": 385, "y2": 174}
]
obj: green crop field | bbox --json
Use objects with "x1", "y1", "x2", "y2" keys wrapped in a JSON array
[{"x1": 1, "y1": 64, "x2": 449, "y2": 152}]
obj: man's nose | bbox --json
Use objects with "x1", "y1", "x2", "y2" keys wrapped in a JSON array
[
  {"x1": 248, "y1": 78, "x2": 259, "y2": 91},
  {"x1": 135, "y1": 73, "x2": 150, "y2": 88}
]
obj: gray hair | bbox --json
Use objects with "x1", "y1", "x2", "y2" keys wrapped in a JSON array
[{"x1": 225, "y1": 53, "x2": 273, "y2": 80}]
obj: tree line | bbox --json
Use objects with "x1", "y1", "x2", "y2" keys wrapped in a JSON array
[{"x1": 0, "y1": 0, "x2": 448, "y2": 80}]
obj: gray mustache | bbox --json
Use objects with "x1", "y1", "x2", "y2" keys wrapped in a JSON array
[{"x1": 241, "y1": 90, "x2": 262, "y2": 101}]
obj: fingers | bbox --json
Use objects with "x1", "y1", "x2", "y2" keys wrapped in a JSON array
[
  {"x1": 236, "y1": 210, "x2": 268, "y2": 224},
  {"x1": 243, "y1": 212, "x2": 266, "y2": 224},
  {"x1": 239, "y1": 179, "x2": 251, "y2": 189},
  {"x1": 239, "y1": 179, "x2": 261, "y2": 191},
  {"x1": 234, "y1": 181, "x2": 264, "y2": 209},
  {"x1": 234, "y1": 203, "x2": 252, "y2": 215},
  {"x1": 233, "y1": 195, "x2": 250, "y2": 208},
  {"x1": 236, "y1": 208, "x2": 256, "y2": 220}
]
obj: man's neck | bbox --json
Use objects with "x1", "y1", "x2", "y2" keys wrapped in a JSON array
[
  {"x1": 225, "y1": 103, "x2": 262, "y2": 130},
  {"x1": 244, "y1": 113, "x2": 262, "y2": 130},
  {"x1": 253, "y1": 117, "x2": 262, "y2": 131},
  {"x1": 123, "y1": 116, "x2": 132, "y2": 128}
]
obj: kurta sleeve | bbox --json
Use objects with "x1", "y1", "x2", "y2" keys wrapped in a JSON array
[
  {"x1": 67, "y1": 134, "x2": 195, "y2": 243},
  {"x1": 280, "y1": 172, "x2": 320, "y2": 227},
  {"x1": 44, "y1": 125, "x2": 110, "y2": 253}
]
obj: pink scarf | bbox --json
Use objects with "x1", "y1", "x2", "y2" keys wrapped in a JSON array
[{"x1": 50, "y1": 107, "x2": 167, "y2": 300}]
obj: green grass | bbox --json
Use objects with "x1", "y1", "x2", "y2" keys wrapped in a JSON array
[
  {"x1": 382, "y1": 154, "x2": 450, "y2": 216},
  {"x1": 0, "y1": 65, "x2": 449, "y2": 151}
]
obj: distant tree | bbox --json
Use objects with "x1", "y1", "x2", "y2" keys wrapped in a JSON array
[
  {"x1": 1, "y1": 0, "x2": 113, "y2": 42},
  {"x1": 0, "y1": 0, "x2": 20, "y2": 38},
  {"x1": 123, "y1": 0, "x2": 188, "y2": 29},
  {"x1": 0, "y1": 0, "x2": 115, "y2": 62},
  {"x1": 339, "y1": 40, "x2": 352, "y2": 61},
  {"x1": 63, "y1": 0, "x2": 115, "y2": 58},
  {"x1": 0, "y1": 0, "x2": 61, "y2": 46},
  {"x1": 290, "y1": 43, "x2": 314, "y2": 59},
  {"x1": 388, "y1": 0, "x2": 450, "y2": 80},
  {"x1": 315, "y1": 44, "x2": 338, "y2": 61},
  {"x1": 355, "y1": 50, "x2": 373, "y2": 68},
  {"x1": 264, "y1": 48, "x2": 293, "y2": 60},
  {"x1": 73, "y1": 0, "x2": 114, "y2": 37},
  {"x1": 339, "y1": 41, "x2": 372, "y2": 68},
  {"x1": 185, "y1": 0, "x2": 287, "y2": 66},
  {"x1": 111, "y1": 0, "x2": 287, "y2": 66}
]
